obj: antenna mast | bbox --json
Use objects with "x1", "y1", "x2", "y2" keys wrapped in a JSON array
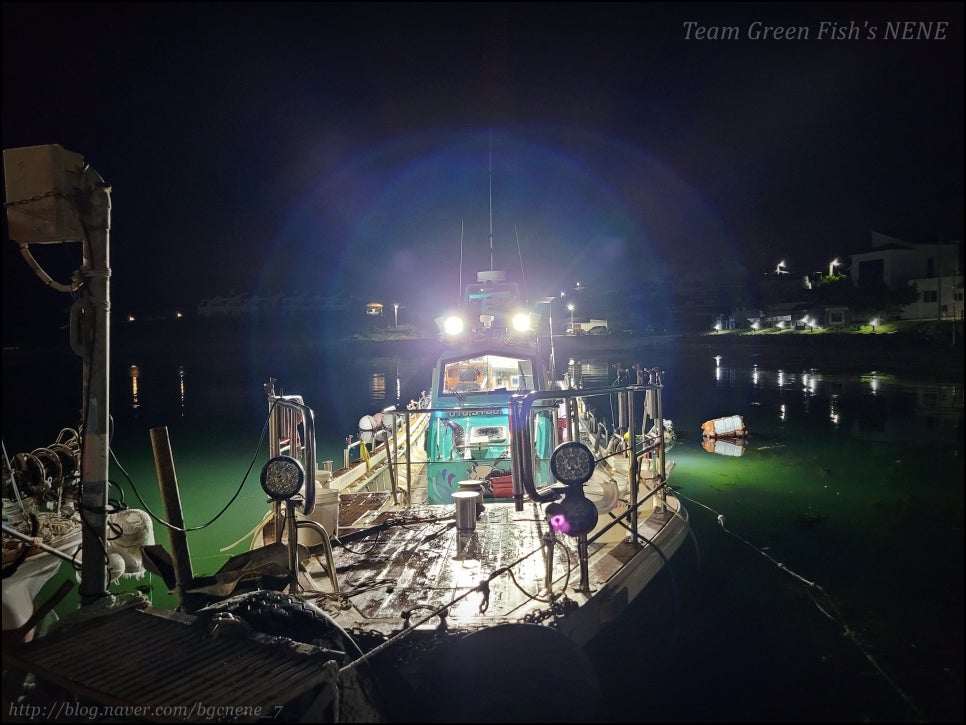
[
  {"x1": 515, "y1": 225, "x2": 528, "y2": 302},
  {"x1": 488, "y1": 138, "x2": 494, "y2": 271}
]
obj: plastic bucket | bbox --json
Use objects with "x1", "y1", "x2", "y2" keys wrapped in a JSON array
[{"x1": 314, "y1": 486, "x2": 339, "y2": 539}]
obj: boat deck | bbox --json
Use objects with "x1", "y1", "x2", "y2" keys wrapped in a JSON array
[{"x1": 305, "y1": 492, "x2": 681, "y2": 637}]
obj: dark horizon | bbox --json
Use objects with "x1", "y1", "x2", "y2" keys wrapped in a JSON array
[{"x1": 3, "y1": 2, "x2": 962, "y2": 344}]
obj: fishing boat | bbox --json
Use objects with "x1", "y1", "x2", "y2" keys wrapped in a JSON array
[
  {"x1": 2, "y1": 144, "x2": 690, "y2": 723},
  {"x1": 156, "y1": 265, "x2": 688, "y2": 721}
]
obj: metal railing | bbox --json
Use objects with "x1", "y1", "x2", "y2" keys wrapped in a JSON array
[{"x1": 265, "y1": 379, "x2": 317, "y2": 515}]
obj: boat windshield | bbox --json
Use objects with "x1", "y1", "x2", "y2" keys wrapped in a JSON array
[{"x1": 441, "y1": 354, "x2": 537, "y2": 395}]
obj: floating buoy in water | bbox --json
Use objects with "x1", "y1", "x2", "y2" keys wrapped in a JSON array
[{"x1": 701, "y1": 415, "x2": 747, "y2": 438}]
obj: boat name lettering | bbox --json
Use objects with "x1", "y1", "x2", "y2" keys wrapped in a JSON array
[{"x1": 446, "y1": 410, "x2": 506, "y2": 417}]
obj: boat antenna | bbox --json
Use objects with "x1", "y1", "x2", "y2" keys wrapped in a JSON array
[
  {"x1": 458, "y1": 219, "x2": 464, "y2": 304},
  {"x1": 515, "y1": 224, "x2": 529, "y2": 303},
  {"x1": 488, "y1": 136, "x2": 494, "y2": 271}
]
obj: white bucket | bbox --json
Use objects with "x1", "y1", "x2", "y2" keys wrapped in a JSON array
[
  {"x1": 298, "y1": 481, "x2": 339, "y2": 546},
  {"x1": 314, "y1": 485, "x2": 339, "y2": 539}
]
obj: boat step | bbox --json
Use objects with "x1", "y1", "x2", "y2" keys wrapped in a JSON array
[{"x1": 4, "y1": 601, "x2": 341, "y2": 722}]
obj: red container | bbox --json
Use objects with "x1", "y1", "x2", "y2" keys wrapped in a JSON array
[{"x1": 490, "y1": 476, "x2": 514, "y2": 497}]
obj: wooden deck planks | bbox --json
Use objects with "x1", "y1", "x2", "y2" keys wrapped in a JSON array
[{"x1": 327, "y1": 493, "x2": 676, "y2": 630}]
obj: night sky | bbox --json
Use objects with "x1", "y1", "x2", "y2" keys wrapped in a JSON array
[{"x1": 2, "y1": 2, "x2": 962, "y2": 339}]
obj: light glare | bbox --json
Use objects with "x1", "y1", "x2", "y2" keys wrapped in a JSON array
[{"x1": 444, "y1": 316, "x2": 464, "y2": 335}]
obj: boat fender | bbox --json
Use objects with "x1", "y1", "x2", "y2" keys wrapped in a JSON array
[{"x1": 358, "y1": 413, "x2": 382, "y2": 432}]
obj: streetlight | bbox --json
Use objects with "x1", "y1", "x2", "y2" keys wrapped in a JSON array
[
  {"x1": 776, "y1": 260, "x2": 786, "y2": 275},
  {"x1": 870, "y1": 318, "x2": 878, "y2": 334},
  {"x1": 393, "y1": 302, "x2": 399, "y2": 327},
  {"x1": 828, "y1": 258, "x2": 840, "y2": 277},
  {"x1": 567, "y1": 302, "x2": 575, "y2": 332}
]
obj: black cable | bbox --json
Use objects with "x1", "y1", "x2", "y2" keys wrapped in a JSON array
[{"x1": 107, "y1": 401, "x2": 274, "y2": 534}]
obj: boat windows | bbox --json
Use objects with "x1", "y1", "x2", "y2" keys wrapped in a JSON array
[{"x1": 441, "y1": 355, "x2": 536, "y2": 396}]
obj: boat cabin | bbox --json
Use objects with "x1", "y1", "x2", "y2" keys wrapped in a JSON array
[
  {"x1": 440, "y1": 353, "x2": 540, "y2": 397},
  {"x1": 426, "y1": 346, "x2": 556, "y2": 504}
]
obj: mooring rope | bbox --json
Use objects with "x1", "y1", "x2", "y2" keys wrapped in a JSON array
[{"x1": 676, "y1": 490, "x2": 925, "y2": 723}]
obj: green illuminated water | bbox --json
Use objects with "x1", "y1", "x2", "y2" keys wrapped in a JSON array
[{"x1": 2, "y1": 342, "x2": 962, "y2": 722}]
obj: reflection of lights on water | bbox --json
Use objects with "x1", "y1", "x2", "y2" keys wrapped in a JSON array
[
  {"x1": 802, "y1": 373, "x2": 816, "y2": 395},
  {"x1": 370, "y1": 372, "x2": 387, "y2": 402},
  {"x1": 178, "y1": 365, "x2": 186, "y2": 415},
  {"x1": 706, "y1": 362, "x2": 853, "y2": 426},
  {"x1": 869, "y1": 375, "x2": 879, "y2": 395},
  {"x1": 129, "y1": 364, "x2": 140, "y2": 409}
]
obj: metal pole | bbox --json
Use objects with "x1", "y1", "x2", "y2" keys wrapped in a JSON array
[
  {"x1": 548, "y1": 306, "x2": 556, "y2": 380},
  {"x1": 77, "y1": 169, "x2": 112, "y2": 605}
]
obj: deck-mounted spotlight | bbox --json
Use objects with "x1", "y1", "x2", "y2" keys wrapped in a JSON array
[
  {"x1": 260, "y1": 455, "x2": 305, "y2": 501},
  {"x1": 545, "y1": 441, "x2": 598, "y2": 537}
]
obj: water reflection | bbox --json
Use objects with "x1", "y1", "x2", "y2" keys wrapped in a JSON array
[
  {"x1": 829, "y1": 395, "x2": 840, "y2": 426},
  {"x1": 368, "y1": 371, "x2": 387, "y2": 404},
  {"x1": 129, "y1": 365, "x2": 140, "y2": 409},
  {"x1": 114, "y1": 353, "x2": 962, "y2": 453},
  {"x1": 702, "y1": 438, "x2": 746, "y2": 457},
  {"x1": 124, "y1": 362, "x2": 189, "y2": 416},
  {"x1": 707, "y1": 357, "x2": 963, "y2": 444},
  {"x1": 177, "y1": 366, "x2": 186, "y2": 416}
]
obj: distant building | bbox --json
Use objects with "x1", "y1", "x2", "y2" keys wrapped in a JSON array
[
  {"x1": 197, "y1": 292, "x2": 350, "y2": 317},
  {"x1": 902, "y1": 275, "x2": 964, "y2": 321},
  {"x1": 849, "y1": 232, "x2": 963, "y2": 320},
  {"x1": 849, "y1": 232, "x2": 960, "y2": 290}
]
